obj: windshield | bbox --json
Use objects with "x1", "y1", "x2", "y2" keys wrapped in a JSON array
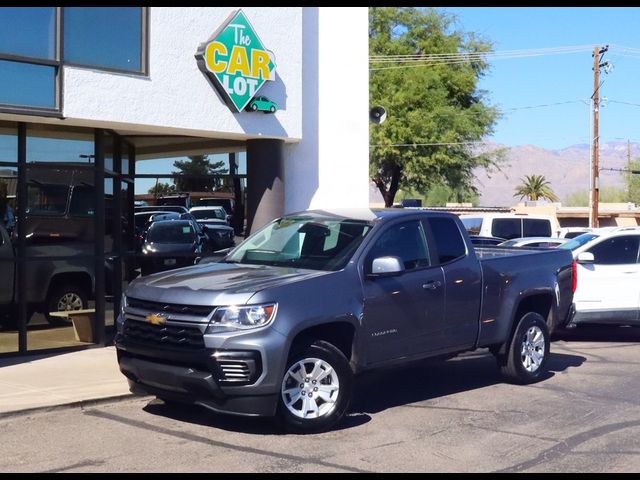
[
  {"x1": 225, "y1": 215, "x2": 372, "y2": 271},
  {"x1": 558, "y1": 232, "x2": 600, "y2": 251},
  {"x1": 191, "y1": 209, "x2": 226, "y2": 220},
  {"x1": 147, "y1": 223, "x2": 195, "y2": 244}
]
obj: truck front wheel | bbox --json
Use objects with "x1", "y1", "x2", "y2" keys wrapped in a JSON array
[
  {"x1": 277, "y1": 340, "x2": 353, "y2": 433},
  {"x1": 498, "y1": 312, "x2": 550, "y2": 385}
]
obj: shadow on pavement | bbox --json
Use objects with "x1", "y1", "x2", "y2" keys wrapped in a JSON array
[
  {"x1": 348, "y1": 349, "x2": 583, "y2": 417},
  {"x1": 142, "y1": 349, "x2": 585, "y2": 434},
  {"x1": 553, "y1": 324, "x2": 640, "y2": 343}
]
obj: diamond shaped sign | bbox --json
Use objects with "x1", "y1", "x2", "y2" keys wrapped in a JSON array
[{"x1": 196, "y1": 9, "x2": 277, "y2": 113}]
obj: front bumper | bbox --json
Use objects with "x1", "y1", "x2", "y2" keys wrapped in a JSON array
[
  {"x1": 118, "y1": 352, "x2": 277, "y2": 417},
  {"x1": 115, "y1": 325, "x2": 286, "y2": 417}
]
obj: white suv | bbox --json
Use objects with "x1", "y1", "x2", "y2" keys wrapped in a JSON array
[
  {"x1": 459, "y1": 213, "x2": 559, "y2": 240},
  {"x1": 559, "y1": 227, "x2": 640, "y2": 327}
]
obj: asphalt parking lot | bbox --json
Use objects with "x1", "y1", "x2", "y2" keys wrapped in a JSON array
[{"x1": 2, "y1": 325, "x2": 640, "y2": 473}]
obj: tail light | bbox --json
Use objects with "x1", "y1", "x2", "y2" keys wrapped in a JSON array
[{"x1": 571, "y1": 260, "x2": 577, "y2": 293}]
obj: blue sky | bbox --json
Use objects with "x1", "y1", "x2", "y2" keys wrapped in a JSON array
[{"x1": 437, "y1": 7, "x2": 640, "y2": 150}]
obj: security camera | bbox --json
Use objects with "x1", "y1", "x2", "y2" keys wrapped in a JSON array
[{"x1": 369, "y1": 106, "x2": 387, "y2": 125}]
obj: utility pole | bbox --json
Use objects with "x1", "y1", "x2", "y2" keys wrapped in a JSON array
[{"x1": 590, "y1": 45, "x2": 600, "y2": 228}]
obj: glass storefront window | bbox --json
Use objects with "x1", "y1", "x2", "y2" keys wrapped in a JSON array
[
  {"x1": 0, "y1": 7, "x2": 56, "y2": 60},
  {"x1": 27, "y1": 125, "x2": 93, "y2": 163},
  {"x1": 0, "y1": 122, "x2": 17, "y2": 163},
  {"x1": 63, "y1": 7, "x2": 143, "y2": 73},
  {"x1": 0, "y1": 60, "x2": 56, "y2": 109}
]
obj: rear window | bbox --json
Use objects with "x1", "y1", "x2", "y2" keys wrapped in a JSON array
[
  {"x1": 460, "y1": 217, "x2": 482, "y2": 235},
  {"x1": 147, "y1": 223, "x2": 195, "y2": 244},
  {"x1": 523, "y1": 218, "x2": 552, "y2": 237},
  {"x1": 426, "y1": 217, "x2": 466, "y2": 264},
  {"x1": 491, "y1": 218, "x2": 521, "y2": 240}
]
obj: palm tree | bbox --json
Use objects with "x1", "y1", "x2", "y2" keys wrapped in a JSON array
[{"x1": 514, "y1": 174, "x2": 559, "y2": 202}]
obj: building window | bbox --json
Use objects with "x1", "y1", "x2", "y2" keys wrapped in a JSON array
[
  {"x1": 63, "y1": 7, "x2": 145, "y2": 74},
  {"x1": 0, "y1": 60, "x2": 56, "y2": 109},
  {"x1": 0, "y1": 7, "x2": 56, "y2": 60}
]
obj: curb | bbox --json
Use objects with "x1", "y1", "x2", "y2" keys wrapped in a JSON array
[{"x1": 0, "y1": 393, "x2": 151, "y2": 420}]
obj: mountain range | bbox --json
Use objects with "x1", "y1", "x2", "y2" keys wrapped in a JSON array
[{"x1": 369, "y1": 141, "x2": 639, "y2": 207}]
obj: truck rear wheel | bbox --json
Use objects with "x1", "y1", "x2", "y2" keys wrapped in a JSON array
[
  {"x1": 45, "y1": 284, "x2": 88, "y2": 326},
  {"x1": 498, "y1": 312, "x2": 550, "y2": 384},
  {"x1": 277, "y1": 340, "x2": 353, "y2": 433}
]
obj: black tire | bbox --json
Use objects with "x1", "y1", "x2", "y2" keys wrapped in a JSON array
[
  {"x1": 251, "y1": 104, "x2": 258, "y2": 111},
  {"x1": 45, "y1": 284, "x2": 88, "y2": 326},
  {"x1": 498, "y1": 312, "x2": 550, "y2": 385},
  {"x1": 269, "y1": 106, "x2": 276, "y2": 113},
  {"x1": 276, "y1": 340, "x2": 353, "y2": 434}
]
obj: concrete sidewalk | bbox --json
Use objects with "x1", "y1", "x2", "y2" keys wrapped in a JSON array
[{"x1": 0, "y1": 346, "x2": 134, "y2": 416}]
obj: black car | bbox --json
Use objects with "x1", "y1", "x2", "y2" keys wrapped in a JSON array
[{"x1": 139, "y1": 220, "x2": 203, "y2": 275}]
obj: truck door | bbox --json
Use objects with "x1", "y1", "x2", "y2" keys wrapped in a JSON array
[
  {"x1": 0, "y1": 226, "x2": 14, "y2": 304},
  {"x1": 361, "y1": 220, "x2": 445, "y2": 364},
  {"x1": 423, "y1": 216, "x2": 482, "y2": 350}
]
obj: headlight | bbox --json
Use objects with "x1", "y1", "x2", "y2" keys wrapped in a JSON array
[
  {"x1": 120, "y1": 293, "x2": 127, "y2": 317},
  {"x1": 206, "y1": 303, "x2": 277, "y2": 332}
]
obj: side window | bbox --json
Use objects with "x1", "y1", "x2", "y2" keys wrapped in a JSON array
[
  {"x1": 587, "y1": 236, "x2": 640, "y2": 265},
  {"x1": 491, "y1": 218, "x2": 521, "y2": 239},
  {"x1": 367, "y1": 220, "x2": 430, "y2": 271},
  {"x1": 524, "y1": 218, "x2": 552, "y2": 237},
  {"x1": 426, "y1": 217, "x2": 466, "y2": 264}
]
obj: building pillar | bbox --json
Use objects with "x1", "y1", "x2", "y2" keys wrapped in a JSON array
[{"x1": 246, "y1": 139, "x2": 285, "y2": 234}]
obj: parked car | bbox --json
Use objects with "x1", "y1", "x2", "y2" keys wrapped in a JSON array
[
  {"x1": 116, "y1": 209, "x2": 574, "y2": 432},
  {"x1": 498, "y1": 237, "x2": 570, "y2": 248},
  {"x1": 460, "y1": 213, "x2": 559, "y2": 240},
  {"x1": 189, "y1": 206, "x2": 229, "y2": 225},
  {"x1": 196, "y1": 198, "x2": 235, "y2": 224},
  {"x1": 469, "y1": 235, "x2": 506, "y2": 246},
  {"x1": 557, "y1": 227, "x2": 594, "y2": 239},
  {"x1": 559, "y1": 226, "x2": 640, "y2": 328},
  {"x1": 139, "y1": 220, "x2": 204, "y2": 276}
]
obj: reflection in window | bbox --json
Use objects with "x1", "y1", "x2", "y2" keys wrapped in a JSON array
[
  {"x1": 0, "y1": 7, "x2": 56, "y2": 60},
  {"x1": 68, "y1": 185, "x2": 95, "y2": 217},
  {"x1": 0, "y1": 122, "x2": 17, "y2": 163},
  {"x1": 64, "y1": 7, "x2": 143, "y2": 72},
  {"x1": 27, "y1": 183, "x2": 69, "y2": 216},
  {"x1": 0, "y1": 60, "x2": 56, "y2": 109},
  {"x1": 27, "y1": 125, "x2": 93, "y2": 163}
]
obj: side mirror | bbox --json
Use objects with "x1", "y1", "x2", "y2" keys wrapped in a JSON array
[
  {"x1": 576, "y1": 251, "x2": 594, "y2": 264},
  {"x1": 369, "y1": 256, "x2": 404, "y2": 277}
]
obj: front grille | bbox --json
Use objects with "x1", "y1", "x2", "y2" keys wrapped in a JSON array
[
  {"x1": 123, "y1": 319, "x2": 204, "y2": 350},
  {"x1": 127, "y1": 297, "x2": 214, "y2": 317}
]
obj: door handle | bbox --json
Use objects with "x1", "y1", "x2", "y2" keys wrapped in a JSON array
[{"x1": 422, "y1": 280, "x2": 442, "y2": 290}]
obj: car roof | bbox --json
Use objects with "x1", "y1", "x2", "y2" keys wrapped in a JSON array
[
  {"x1": 190, "y1": 206, "x2": 226, "y2": 211},
  {"x1": 148, "y1": 219, "x2": 192, "y2": 227}
]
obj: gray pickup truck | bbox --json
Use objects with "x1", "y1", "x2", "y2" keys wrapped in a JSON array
[
  {"x1": 116, "y1": 209, "x2": 574, "y2": 432},
  {"x1": 0, "y1": 225, "x2": 97, "y2": 327}
]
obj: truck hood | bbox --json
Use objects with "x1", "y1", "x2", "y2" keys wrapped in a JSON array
[{"x1": 126, "y1": 261, "x2": 331, "y2": 307}]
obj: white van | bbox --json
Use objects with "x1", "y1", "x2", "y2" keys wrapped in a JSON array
[{"x1": 459, "y1": 213, "x2": 560, "y2": 240}]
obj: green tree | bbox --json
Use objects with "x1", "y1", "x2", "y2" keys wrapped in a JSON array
[
  {"x1": 172, "y1": 155, "x2": 227, "y2": 192},
  {"x1": 565, "y1": 186, "x2": 628, "y2": 207},
  {"x1": 625, "y1": 158, "x2": 640, "y2": 204},
  {"x1": 514, "y1": 174, "x2": 559, "y2": 202},
  {"x1": 369, "y1": 7, "x2": 501, "y2": 207},
  {"x1": 148, "y1": 182, "x2": 177, "y2": 196}
]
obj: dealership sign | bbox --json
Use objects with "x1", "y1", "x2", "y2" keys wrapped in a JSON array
[{"x1": 196, "y1": 10, "x2": 277, "y2": 112}]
